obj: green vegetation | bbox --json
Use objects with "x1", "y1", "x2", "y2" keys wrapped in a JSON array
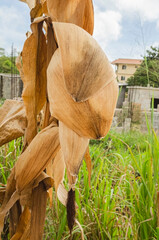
[
  {"x1": 128, "y1": 46, "x2": 159, "y2": 87},
  {"x1": 0, "y1": 47, "x2": 18, "y2": 74},
  {"x1": 1, "y1": 128, "x2": 159, "y2": 240}
]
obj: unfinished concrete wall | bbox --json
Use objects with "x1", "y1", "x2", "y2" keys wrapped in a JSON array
[
  {"x1": 0, "y1": 74, "x2": 23, "y2": 99},
  {"x1": 116, "y1": 84, "x2": 127, "y2": 108},
  {"x1": 128, "y1": 86, "x2": 159, "y2": 110}
]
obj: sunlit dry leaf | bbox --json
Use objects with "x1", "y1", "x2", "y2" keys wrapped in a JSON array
[
  {"x1": 15, "y1": 124, "x2": 60, "y2": 192},
  {"x1": 47, "y1": 49, "x2": 118, "y2": 139},
  {"x1": 30, "y1": 3, "x2": 43, "y2": 22},
  {"x1": 57, "y1": 183, "x2": 68, "y2": 206},
  {"x1": 83, "y1": 0, "x2": 94, "y2": 35},
  {"x1": 53, "y1": 22, "x2": 116, "y2": 102},
  {"x1": 47, "y1": 0, "x2": 94, "y2": 34},
  {"x1": 52, "y1": 150, "x2": 65, "y2": 191},
  {"x1": 0, "y1": 100, "x2": 26, "y2": 147},
  {"x1": 22, "y1": 20, "x2": 47, "y2": 144},
  {"x1": 42, "y1": 0, "x2": 48, "y2": 15},
  {"x1": 59, "y1": 121, "x2": 89, "y2": 185},
  {"x1": 52, "y1": 150, "x2": 68, "y2": 206}
]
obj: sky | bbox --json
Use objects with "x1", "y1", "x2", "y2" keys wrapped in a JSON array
[{"x1": 0, "y1": 0, "x2": 159, "y2": 61}]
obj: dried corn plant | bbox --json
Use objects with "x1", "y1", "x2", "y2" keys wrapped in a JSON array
[{"x1": 0, "y1": 0, "x2": 118, "y2": 239}]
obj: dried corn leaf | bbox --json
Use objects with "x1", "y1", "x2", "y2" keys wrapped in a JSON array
[
  {"x1": 0, "y1": 171, "x2": 53, "y2": 236},
  {"x1": 84, "y1": 146, "x2": 92, "y2": 187},
  {"x1": 83, "y1": 0, "x2": 94, "y2": 35},
  {"x1": 57, "y1": 183, "x2": 68, "y2": 206},
  {"x1": 46, "y1": 18, "x2": 58, "y2": 65},
  {"x1": 0, "y1": 100, "x2": 26, "y2": 147},
  {"x1": 10, "y1": 207, "x2": 30, "y2": 240},
  {"x1": 9, "y1": 200, "x2": 22, "y2": 238},
  {"x1": 59, "y1": 121, "x2": 89, "y2": 182},
  {"x1": 19, "y1": 172, "x2": 53, "y2": 207},
  {"x1": 15, "y1": 124, "x2": 60, "y2": 192},
  {"x1": 0, "y1": 188, "x2": 5, "y2": 204},
  {"x1": 30, "y1": 181, "x2": 47, "y2": 240},
  {"x1": 30, "y1": 3, "x2": 43, "y2": 22},
  {"x1": 53, "y1": 22, "x2": 115, "y2": 102},
  {"x1": 47, "y1": 49, "x2": 118, "y2": 139},
  {"x1": 22, "y1": 20, "x2": 47, "y2": 144},
  {"x1": 47, "y1": 0, "x2": 94, "y2": 34},
  {"x1": 52, "y1": 150, "x2": 65, "y2": 191},
  {"x1": 42, "y1": 0, "x2": 48, "y2": 15},
  {"x1": 52, "y1": 150, "x2": 68, "y2": 206},
  {"x1": 46, "y1": 160, "x2": 53, "y2": 207},
  {"x1": 19, "y1": 220, "x2": 30, "y2": 240}
]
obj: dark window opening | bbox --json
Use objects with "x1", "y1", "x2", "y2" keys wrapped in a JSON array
[
  {"x1": 121, "y1": 76, "x2": 125, "y2": 81},
  {"x1": 151, "y1": 98, "x2": 159, "y2": 109},
  {"x1": 122, "y1": 65, "x2": 126, "y2": 69}
]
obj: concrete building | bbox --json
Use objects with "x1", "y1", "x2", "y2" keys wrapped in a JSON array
[
  {"x1": 112, "y1": 58, "x2": 142, "y2": 83},
  {"x1": 112, "y1": 85, "x2": 159, "y2": 134},
  {"x1": 128, "y1": 86, "x2": 159, "y2": 110}
]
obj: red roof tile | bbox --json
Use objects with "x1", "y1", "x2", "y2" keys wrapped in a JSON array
[{"x1": 111, "y1": 58, "x2": 143, "y2": 65}]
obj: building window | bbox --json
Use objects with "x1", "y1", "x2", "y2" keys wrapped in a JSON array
[
  {"x1": 121, "y1": 76, "x2": 125, "y2": 81},
  {"x1": 135, "y1": 65, "x2": 138, "y2": 68},
  {"x1": 122, "y1": 65, "x2": 126, "y2": 69},
  {"x1": 151, "y1": 98, "x2": 159, "y2": 109}
]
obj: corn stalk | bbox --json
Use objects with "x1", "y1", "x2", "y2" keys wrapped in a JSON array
[{"x1": 0, "y1": 0, "x2": 118, "y2": 239}]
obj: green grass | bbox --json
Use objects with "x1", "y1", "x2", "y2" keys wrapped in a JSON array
[{"x1": 0, "y1": 130, "x2": 159, "y2": 240}]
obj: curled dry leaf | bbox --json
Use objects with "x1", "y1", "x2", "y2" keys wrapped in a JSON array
[
  {"x1": 30, "y1": 3, "x2": 43, "y2": 22},
  {"x1": 52, "y1": 149, "x2": 67, "y2": 205},
  {"x1": 59, "y1": 121, "x2": 89, "y2": 183},
  {"x1": 0, "y1": 171, "x2": 54, "y2": 236},
  {"x1": 15, "y1": 123, "x2": 60, "y2": 192},
  {"x1": 47, "y1": 0, "x2": 94, "y2": 34},
  {"x1": 47, "y1": 48, "x2": 118, "y2": 139},
  {"x1": 52, "y1": 150, "x2": 65, "y2": 192},
  {"x1": 0, "y1": 100, "x2": 26, "y2": 147},
  {"x1": 53, "y1": 22, "x2": 114, "y2": 102},
  {"x1": 22, "y1": 19, "x2": 47, "y2": 144}
]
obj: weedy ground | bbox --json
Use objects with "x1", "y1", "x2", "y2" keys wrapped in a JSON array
[{"x1": 0, "y1": 129, "x2": 159, "y2": 240}]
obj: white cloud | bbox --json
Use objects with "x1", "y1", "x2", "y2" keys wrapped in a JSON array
[
  {"x1": 93, "y1": 6, "x2": 122, "y2": 52},
  {"x1": 114, "y1": 0, "x2": 159, "y2": 23},
  {"x1": 0, "y1": 5, "x2": 30, "y2": 54}
]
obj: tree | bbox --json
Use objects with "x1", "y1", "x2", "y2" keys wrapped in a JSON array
[
  {"x1": 127, "y1": 46, "x2": 159, "y2": 87},
  {"x1": 0, "y1": 48, "x2": 18, "y2": 74}
]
